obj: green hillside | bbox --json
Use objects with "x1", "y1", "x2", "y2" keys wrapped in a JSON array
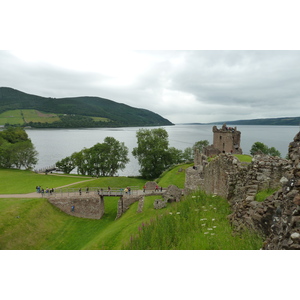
[
  {"x1": 0, "y1": 165, "x2": 262, "y2": 250},
  {"x1": 0, "y1": 87, "x2": 173, "y2": 128}
]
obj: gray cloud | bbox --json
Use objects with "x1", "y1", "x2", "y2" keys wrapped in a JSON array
[{"x1": 1, "y1": 50, "x2": 300, "y2": 123}]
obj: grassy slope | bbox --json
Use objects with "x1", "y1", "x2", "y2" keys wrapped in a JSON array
[
  {"x1": 0, "y1": 165, "x2": 263, "y2": 250},
  {"x1": 0, "y1": 169, "x2": 94, "y2": 194},
  {"x1": 0, "y1": 109, "x2": 106, "y2": 125}
]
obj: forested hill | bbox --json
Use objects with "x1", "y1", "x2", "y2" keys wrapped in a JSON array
[
  {"x1": 0, "y1": 87, "x2": 173, "y2": 128},
  {"x1": 208, "y1": 117, "x2": 300, "y2": 126}
]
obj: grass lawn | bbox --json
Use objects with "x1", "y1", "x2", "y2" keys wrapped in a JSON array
[
  {"x1": 0, "y1": 163, "x2": 264, "y2": 250},
  {"x1": 157, "y1": 163, "x2": 193, "y2": 189},
  {"x1": 0, "y1": 169, "x2": 94, "y2": 194}
]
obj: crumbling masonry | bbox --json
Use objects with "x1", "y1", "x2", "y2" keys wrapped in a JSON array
[{"x1": 186, "y1": 126, "x2": 300, "y2": 249}]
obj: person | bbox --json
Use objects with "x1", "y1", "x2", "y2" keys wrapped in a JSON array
[
  {"x1": 71, "y1": 205, "x2": 75, "y2": 212},
  {"x1": 108, "y1": 187, "x2": 111, "y2": 195},
  {"x1": 124, "y1": 187, "x2": 128, "y2": 194},
  {"x1": 86, "y1": 187, "x2": 89, "y2": 194},
  {"x1": 79, "y1": 188, "x2": 82, "y2": 195},
  {"x1": 143, "y1": 185, "x2": 146, "y2": 193}
]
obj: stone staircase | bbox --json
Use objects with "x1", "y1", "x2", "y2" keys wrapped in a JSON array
[{"x1": 245, "y1": 181, "x2": 259, "y2": 201}]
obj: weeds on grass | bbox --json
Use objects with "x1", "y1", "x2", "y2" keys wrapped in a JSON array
[{"x1": 124, "y1": 191, "x2": 263, "y2": 250}]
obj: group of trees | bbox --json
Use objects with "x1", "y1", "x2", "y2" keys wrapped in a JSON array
[
  {"x1": 55, "y1": 128, "x2": 206, "y2": 179},
  {"x1": 56, "y1": 137, "x2": 129, "y2": 176},
  {"x1": 250, "y1": 141, "x2": 281, "y2": 157},
  {"x1": 0, "y1": 127, "x2": 38, "y2": 169}
]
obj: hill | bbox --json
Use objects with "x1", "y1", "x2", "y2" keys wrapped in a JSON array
[
  {"x1": 209, "y1": 117, "x2": 300, "y2": 126},
  {"x1": 180, "y1": 117, "x2": 300, "y2": 126},
  {"x1": 0, "y1": 87, "x2": 173, "y2": 128}
]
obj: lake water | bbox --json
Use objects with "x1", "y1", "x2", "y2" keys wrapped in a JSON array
[{"x1": 26, "y1": 124, "x2": 300, "y2": 176}]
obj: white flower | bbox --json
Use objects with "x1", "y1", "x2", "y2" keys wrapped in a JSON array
[
  {"x1": 201, "y1": 224, "x2": 206, "y2": 226},
  {"x1": 213, "y1": 226, "x2": 217, "y2": 228},
  {"x1": 212, "y1": 219, "x2": 215, "y2": 221},
  {"x1": 208, "y1": 228, "x2": 213, "y2": 230},
  {"x1": 169, "y1": 212, "x2": 173, "y2": 215},
  {"x1": 176, "y1": 212, "x2": 180, "y2": 214},
  {"x1": 204, "y1": 232, "x2": 209, "y2": 234},
  {"x1": 211, "y1": 233, "x2": 215, "y2": 236},
  {"x1": 192, "y1": 196, "x2": 196, "y2": 198}
]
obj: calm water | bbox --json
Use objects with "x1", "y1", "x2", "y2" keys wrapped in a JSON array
[{"x1": 26, "y1": 125, "x2": 300, "y2": 176}]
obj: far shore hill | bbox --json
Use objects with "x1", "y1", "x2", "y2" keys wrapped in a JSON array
[
  {"x1": 178, "y1": 116, "x2": 300, "y2": 126},
  {"x1": 0, "y1": 87, "x2": 173, "y2": 128}
]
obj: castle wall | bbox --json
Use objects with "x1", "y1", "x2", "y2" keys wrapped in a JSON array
[
  {"x1": 48, "y1": 195, "x2": 105, "y2": 219},
  {"x1": 186, "y1": 134, "x2": 300, "y2": 249}
]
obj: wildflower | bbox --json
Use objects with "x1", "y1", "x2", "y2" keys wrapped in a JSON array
[
  {"x1": 194, "y1": 209, "x2": 199, "y2": 212},
  {"x1": 213, "y1": 226, "x2": 217, "y2": 228},
  {"x1": 201, "y1": 224, "x2": 206, "y2": 226},
  {"x1": 176, "y1": 212, "x2": 180, "y2": 214},
  {"x1": 192, "y1": 196, "x2": 196, "y2": 198},
  {"x1": 214, "y1": 208, "x2": 217, "y2": 210},
  {"x1": 169, "y1": 212, "x2": 173, "y2": 215},
  {"x1": 204, "y1": 232, "x2": 209, "y2": 234},
  {"x1": 207, "y1": 228, "x2": 213, "y2": 230},
  {"x1": 211, "y1": 233, "x2": 215, "y2": 236},
  {"x1": 212, "y1": 218, "x2": 215, "y2": 221}
]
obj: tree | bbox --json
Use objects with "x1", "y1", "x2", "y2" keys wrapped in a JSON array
[
  {"x1": 132, "y1": 128, "x2": 174, "y2": 179},
  {"x1": 0, "y1": 127, "x2": 38, "y2": 169},
  {"x1": 57, "y1": 137, "x2": 129, "y2": 176},
  {"x1": 268, "y1": 147, "x2": 281, "y2": 157},
  {"x1": 182, "y1": 147, "x2": 194, "y2": 162},
  {"x1": 56, "y1": 156, "x2": 76, "y2": 174},
  {"x1": 250, "y1": 142, "x2": 281, "y2": 157},
  {"x1": 193, "y1": 140, "x2": 209, "y2": 152}
]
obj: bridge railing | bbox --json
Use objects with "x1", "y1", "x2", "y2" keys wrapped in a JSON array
[{"x1": 47, "y1": 186, "x2": 141, "y2": 198}]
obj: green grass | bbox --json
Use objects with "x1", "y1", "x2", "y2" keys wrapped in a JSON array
[
  {"x1": 69, "y1": 176, "x2": 147, "y2": 190},
  {"x1": 0, "y1": 109, "x2": 60, "y2": 125},
  {"x1": 156, "y1": 163, "x2": 193, "y2": 189},
  {"x1": 0, "y1": 164, "x2": 264, "y2": 250},
  {"x1": 234, "y1": 154, "x2": 252, "y2": 163},
  {"x1": 0, "y1": 109, "x2": 24, "y2": 124},
  {"x1": 124, "y1": 191, "x2": 263, "y2": 250},
  {"x1": 255, "y1": 189, "x2": 278, "y2": 202},
  {"x1": 0, "y1": 169, "x2": 94, "y2": 194}
]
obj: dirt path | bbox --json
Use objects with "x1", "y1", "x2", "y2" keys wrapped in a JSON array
[{"x1": 0, "y1": 178, "x2": 97, "y2": 199}]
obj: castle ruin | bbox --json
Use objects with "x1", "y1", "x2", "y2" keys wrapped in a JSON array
[{"x1": 203, "y1": 123, "x2": 242, "y2": 157}]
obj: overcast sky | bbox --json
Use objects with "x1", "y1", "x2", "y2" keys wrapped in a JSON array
[
  {"x1": 1, "y1": 50, "x2": 300, "y2": 124},
  {"x1": 1, "y1": 1, "x2": 300, "y2": 124}
]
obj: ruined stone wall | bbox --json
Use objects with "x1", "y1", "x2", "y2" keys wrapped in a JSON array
[
  {"x1": 48, "y1": 195, "x2": 104, "y2": 219},
  {"x1": 116, "y1": 195, "x2": 144, "y2": 219},
  {"x1": 185, "y1": 133, "x2": 300, "y2": 249},
  {"x1": 186, "y1": 153, "x2": 290, "y2": 203}
]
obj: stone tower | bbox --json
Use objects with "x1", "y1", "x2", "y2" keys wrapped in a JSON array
[{"x1": 203, "y1": 124, "x2": 242, "y2": 157}]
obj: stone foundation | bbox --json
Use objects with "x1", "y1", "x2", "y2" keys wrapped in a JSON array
[{"x1": 48, "y1": 195, "x2": 104, "y2": 219}]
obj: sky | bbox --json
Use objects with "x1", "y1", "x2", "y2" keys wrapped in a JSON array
[{"x1": 2, "y1": 50, "x2": 300, "y2": 124}]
